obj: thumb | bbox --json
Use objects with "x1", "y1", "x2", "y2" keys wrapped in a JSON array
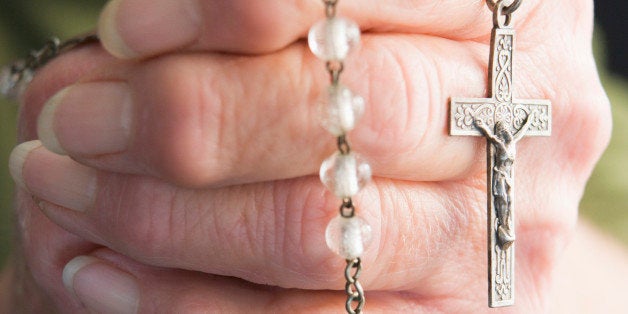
[{"x1": 97, "y1": 0, "x2": 493, "y2": 59}]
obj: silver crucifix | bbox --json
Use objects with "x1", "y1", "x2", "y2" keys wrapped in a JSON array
[{"x1": 449, "y1": 0, "x2": 551, "y2": 307}]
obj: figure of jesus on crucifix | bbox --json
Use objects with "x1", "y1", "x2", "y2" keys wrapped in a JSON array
[{"x1": 475, "y1": 115, "x2": 534, "y2": 249}]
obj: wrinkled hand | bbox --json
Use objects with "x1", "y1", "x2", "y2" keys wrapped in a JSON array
[{"x1": 5, "y1": 0, "x2": 610, "y2": 312}]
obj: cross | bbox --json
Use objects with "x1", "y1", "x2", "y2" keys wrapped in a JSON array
[{"x1": 449, "y1": 26, "x2": 552, "y2": 307}]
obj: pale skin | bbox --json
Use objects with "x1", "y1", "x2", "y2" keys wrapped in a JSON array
[{"x1": 0, "y1": 0, "x2": 622, "y2": 312}]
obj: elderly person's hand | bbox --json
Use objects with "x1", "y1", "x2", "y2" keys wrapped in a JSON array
[{"x1": 4, "y1": 0, "x2": 610, "y2": 312}]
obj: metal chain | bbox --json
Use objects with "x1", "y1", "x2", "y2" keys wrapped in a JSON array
[
  {"x1": 344, "y1": 258, "x2": 365, "y2": 314},
  {"x1": 2, "y1": 33, "x2": 98, "y2": 100},
  {"x1": 23, "y1": 38, "x2": 60, "y2": 70},
  {"x1": 19, "y1": 33, "x2": 98, "y2": 78},
  {"x1": 2, "y1": 37, "x2": 62, "y2": 98}
]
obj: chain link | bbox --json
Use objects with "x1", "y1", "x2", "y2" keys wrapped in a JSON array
[
  {"x1": 492, "y1": 1, "x2": 513, "y2": 28},
  {"x1": 323, "y1": 0, "x2": 338, "y2": 18},
  {"x1": 344, "y1": 258, "x2": 365, "y2": 314},
  {"x1": 326, "y1": 60, "x2": 344, "y2": 85},
  {"x1": 337, "y1": 134, "x2": 351, "y2": 154},
  {"x1": 339, "y1": 197, "x2": 355, "y2": 218},
  {"x1": 486, "y1": 0, "x2": 522, "y2": 15}
]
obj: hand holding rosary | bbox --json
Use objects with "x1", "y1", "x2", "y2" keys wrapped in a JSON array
[{"x1": 0, "y1": 0, "x2": 602, "y2": 313}]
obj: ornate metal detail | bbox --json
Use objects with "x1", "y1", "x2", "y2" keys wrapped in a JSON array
[
  {"x1": 494, "y1": 244, "x2": 512, "y2": 301},
  {"x1": 451, "y1": 102, "x2": 551, "y2": 136},
  {"x1": 495, "y1": 34, "x2": 513, "y2": 103}
]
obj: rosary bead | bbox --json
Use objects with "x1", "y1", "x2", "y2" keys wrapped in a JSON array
[
  {"x1": 319, "y1": 85, "x2": 365, "y2": 136},
  {"x1": 308, "y1": 17, "x2": 361, "y2": 61},
  {"x1": 320, "y1": 152, "x2": 372, "y2": 198},
  {"x1": 325, "y1": 215, "x2": 372, "y2": 260},
  {"x1": 17, "y1": 70, "x2": 33, "y2": 96},
  {"x1": 0, "y1": 64, "x2": 31, "y2": 100},
  {"x1": 0, "y1": 66, "x2": 15, "y2": 97}
]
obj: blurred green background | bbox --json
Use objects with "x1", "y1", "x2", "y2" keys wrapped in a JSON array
[{"x1": 0, "y1": 1, "x2": 626, "y2": 270}]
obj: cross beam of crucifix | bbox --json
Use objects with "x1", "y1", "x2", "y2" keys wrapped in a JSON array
[{"x1": 449, "y1": 27, "x2": 551, "y2": 307}]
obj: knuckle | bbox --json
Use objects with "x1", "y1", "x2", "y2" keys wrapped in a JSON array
[
  {"x1": 558, "y1": 83, "x2": 611, "y2": 178},
  {"x1": 519, "y1": 212, "x2": 575, "y2": 293},
  {"x1": 267, "y1": 180, "x2": 338, "y2": 286},
  {"x1": 133, "y1": 56, "x2": 227, "y2": 187},
  {"x1": 358, "y1": 41, "x2": 431, "y2": 162},
  {"x1": 198, "y1": 1, "x2": 297, "y2": 53}
]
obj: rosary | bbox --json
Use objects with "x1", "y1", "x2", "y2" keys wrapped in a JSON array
[
  {"x1": 1, "y1": 0, "x2": 552, "y2": 311},
  {"x1": 309, "y1": 0, "x2": 551, "y2": 311}
]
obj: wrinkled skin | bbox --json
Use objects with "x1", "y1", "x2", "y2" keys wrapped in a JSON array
[{"x1": 3, "y1": 0, "x2": 610, "y2": 312}]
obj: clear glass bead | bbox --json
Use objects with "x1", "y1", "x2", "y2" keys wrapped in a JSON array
[
  {"x1": 0, "y1": 66, "x2": 16, "y2": 97},
  {"x1": 325, "y1": 215, "x2": 372, "y2": 259},
  {"x1": 308, "y1": 17, "x2": 361, "y2": 61},
  {"x1": 319, "y1": 85, "x2": 365, "y2": 136},
  {"x1": 320, "y1": 152, "x2": 371, "y2": 198},
  {"x1": 0, "y1": 62, "x2": 30, "y2": 100},
  {"x1": 16, "y1": 69, "x2": 33, "y2": 97}
]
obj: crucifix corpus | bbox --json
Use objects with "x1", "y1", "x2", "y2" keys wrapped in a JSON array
[{"x1": 449, "y1": 0, "x2": 552, "y2": 307}]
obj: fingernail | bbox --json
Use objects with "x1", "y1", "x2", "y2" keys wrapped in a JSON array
[
  {"x1": 98, "y1": 0, "x2": 139, "y2": 59},
  {"x1": 98, "y1": 0, "x2": 200, "y2": 59},
  {"x1": 38, "y1": 82, "x2": 133, "y2": 156},
  {"x1": 63, "y1": 256, "x2": 140, "y2": 314},
  {"x1": 20, "y1": 144, "x2": 97, "y2": 211},
  {"x1": 9, "y1": 140, "x2": 42, "y2": 189},
  {"x1": 38, "y1": 89, "x2": 69, "y2": 155}
]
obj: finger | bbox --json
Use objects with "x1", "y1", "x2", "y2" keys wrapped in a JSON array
[
  {"x1": 12, "y1": 140, "x2": 578, "y2": 304},
  {"x1": 10, "y1": 187, "x2": 99, "y2": 311},
  {"x1": 12, "y1": 141, "x2": 481, "y2": 293},
  {"x1": 62, "y1": 249, "x2": 451, "y2": 313},
  {"x1": 9, "y1": 183, "x2": 532, "y2": 314},
  {"x1": 34, "y1": 35, "x2": 491, "y2": 187},
  {"x1": 11, "y1": 170, "x2": 389, "y2": 313},
  {"x1": 98, "y1": 0, "x2": 499, "y2": 59}
]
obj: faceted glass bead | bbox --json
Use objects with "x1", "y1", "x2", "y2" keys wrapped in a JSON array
[
  {"x1": 308, "y1": 17, "x2": 361, "y2": 61},
  {"x1": 325, "y1": 215, "x2": 372, "y2": 259},
  {"x1": 319, "y1": 85, "x2": 365, "y2": 136},
  {"x1": 320, "y1": 152, "x2": 372, "y2": 198}
]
